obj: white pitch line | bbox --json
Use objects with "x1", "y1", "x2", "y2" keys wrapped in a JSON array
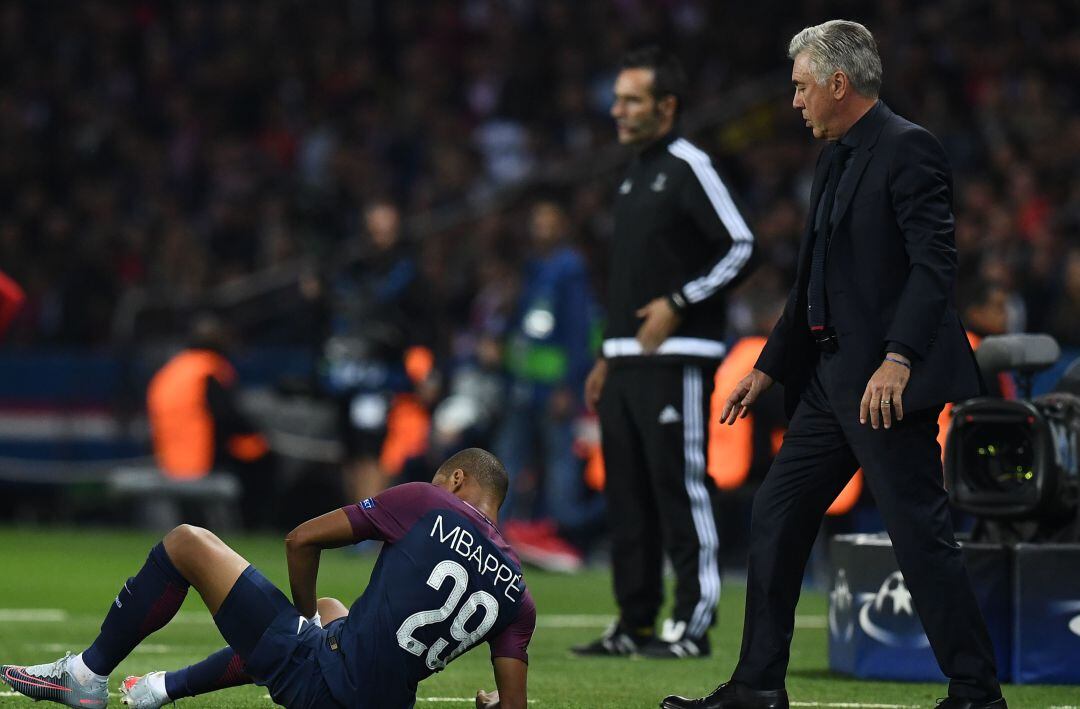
[
  {"x1": 30, "y1": 643, "x2": 80, "y2": 653},
  {"x1": 0, "y1": 609, "x2": 68, "y2": 622},
  {"x1": 29, "y1": 643, "x2": 184, "y2": 655},
  {"x1": 0, "y1": 694, "x2": 915, "y2": 707},
  {"x1": 265, "y1": 697, "x2": 535, "y2": 704},
  {"x1": 534, "y1": 614, "x2": 827, "y2": 629},
  {"x1": 0, "y1": 608, "x2": 831, "y2": 630},
  {"x1": 1, "y1": 692, "x2": 122, "y2": 698},
  {"x1": 791, "y1": 703, "x2": 917, "y2": 708},
  {"x1": 535, "y1": 614, "x2": 612, "y2": 628},
  {"x1": 2, "y1": 608, "x2": 828, "y2": 629},
  {"x1": 415, "y1": 699, "x2": 536, "y2": 704},
  {"x1": 3, "y1": 610, "x2": 215, "y2": 625}
]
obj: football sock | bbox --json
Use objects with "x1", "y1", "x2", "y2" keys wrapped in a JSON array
[
  {"x1": 69, "y1": 653, "x2": 107, "y2": 685},
  {"x1": 164, "y1": 647, "x2": 250, "y2": 699},
  {"x1": 82, "y1": 542, "x2": 190, "y2": 676}
]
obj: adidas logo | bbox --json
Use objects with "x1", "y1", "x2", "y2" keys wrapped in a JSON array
[{"x1": 658, "y1": 405, "x2": 681, "y2": 424}]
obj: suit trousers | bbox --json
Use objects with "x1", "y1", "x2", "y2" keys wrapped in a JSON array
[
  {"x1": 731, "y1": 350, "x2": 1000, "y2": 699},
  {"x1": 599, "y1": 362, "x2": 721, "y2": 638}
]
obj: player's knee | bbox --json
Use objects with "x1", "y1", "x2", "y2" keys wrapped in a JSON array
[
  {"x1": 164, "y1": 524, "x2": 214, "y2": 560},
  {"x1": 317, "y1": 596, "x2": 349, "y2": 623}
]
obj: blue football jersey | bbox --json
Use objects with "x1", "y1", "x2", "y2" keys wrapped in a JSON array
[{"x1": 318, "y1": 483, "x2": 535, "y2": 709}]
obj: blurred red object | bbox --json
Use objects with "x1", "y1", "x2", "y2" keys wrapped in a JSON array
[{"x1": 0, "y1": 270, "x2": 26, "y2": 337}]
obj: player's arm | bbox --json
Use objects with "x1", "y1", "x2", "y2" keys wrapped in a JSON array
[
  {"x1": 481, "y1": 590, "x2": 535, "y2": 709},
  {"x1": 286, "y1": 485, "x2": 417, "y2": 617},
  {"x1": 284, "y1": 509, "x2": 357, "y2": 618},
  {"x1": 476, "y1": 658, "x2": 528, "y2": 709}
]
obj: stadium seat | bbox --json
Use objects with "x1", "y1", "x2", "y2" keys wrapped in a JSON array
[{"x1": 107, "y1": 467, "x2": 241, "y2": 532}]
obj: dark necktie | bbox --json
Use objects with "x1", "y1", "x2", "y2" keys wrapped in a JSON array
[{"x1": 807, "y1": 143, "x2": 852, "y2": 331}]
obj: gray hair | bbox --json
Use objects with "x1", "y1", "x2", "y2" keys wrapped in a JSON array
[{"x1": 788, "y1": 20, "x2": 882, "y2": 98}]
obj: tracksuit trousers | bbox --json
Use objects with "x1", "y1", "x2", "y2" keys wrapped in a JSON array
[{"x1": 599, "y1": 361, "x2": 721, "y2": 638}]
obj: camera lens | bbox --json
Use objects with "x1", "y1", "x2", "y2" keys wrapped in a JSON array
[{"x1": 959, "y1": 422, "x2": 1038, "y2": 503}]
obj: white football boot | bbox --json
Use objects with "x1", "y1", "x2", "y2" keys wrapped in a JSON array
[
  {"x1": 120, "y1": 672, "x2": 173, "y2": 708},
  {"x1": 1, "y1": 652, "x2": 108, "y2": 708}
]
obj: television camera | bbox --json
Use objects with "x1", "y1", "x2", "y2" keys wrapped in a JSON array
[{"x1": 944, "y1": 334, "x2": 1080, "y2": 542}]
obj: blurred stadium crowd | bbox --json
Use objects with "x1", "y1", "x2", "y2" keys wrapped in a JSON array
[
  {"x1": 0, "y1": 1, "x2": 1076, "y2": 562},
  {"x1": 0, "y1": 0, "x2": 1076, "y2": 346}
]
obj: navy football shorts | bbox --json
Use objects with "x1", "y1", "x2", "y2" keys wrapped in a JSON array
[{"x1": 213, "y1": 565, "x2": 343, "y2": 708}]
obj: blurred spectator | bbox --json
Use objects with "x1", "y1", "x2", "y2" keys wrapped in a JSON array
[
  {"x1": 432, "y1": 254, "x2": 519, "y2": 457},
  {"x1": 960, "y1": 278, "x2": 1011, "y2": 341},
  {"x1": 0, "y1": 1, "x2": 1069, "y2": 354},
  {"x1": 494, "y1": 199, "x2": 599, "y2": 571},
  {"x1": 937, "y1": 278, "x2": 1017, "y2": 453},
  {"x1": 321, "y1": 198, "x2": 436, "y2": 504},
  {"x1": 956, "y1": 277, "x2": 1017, "y2": 397},
  {"x1": 146, "y1": 314, "x2": 272, "y2": 527},
  {"x1": 1046, "y1": 248, "x2": 1080, "y2": 350}
]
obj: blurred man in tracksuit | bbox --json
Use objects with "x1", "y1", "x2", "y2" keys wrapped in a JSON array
[{"x1": 574, "y1": 46, "x2": 755, "y2": 659}]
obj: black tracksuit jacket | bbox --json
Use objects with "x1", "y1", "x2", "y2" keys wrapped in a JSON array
[{"x1": 603, "y1": 132, "x2": 755, "y2": 366}]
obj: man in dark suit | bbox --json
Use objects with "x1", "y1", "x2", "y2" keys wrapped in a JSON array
[{"x1": 660, "y1": 20, "x2": 1005, "y2": 709}]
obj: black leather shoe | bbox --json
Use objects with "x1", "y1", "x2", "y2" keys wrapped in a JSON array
[
  {"x1": 935, "y1": 698, "x2": 1007, "y2": 709},
  {"x1": 660, "y1": 681, "x2": 789, "y2": 709}
]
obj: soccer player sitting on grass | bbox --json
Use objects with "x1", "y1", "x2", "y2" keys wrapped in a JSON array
[{"x1": 1, "y1": 448, "x2": 534, "y2": 709}]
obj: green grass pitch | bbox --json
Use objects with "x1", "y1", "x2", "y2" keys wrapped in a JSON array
[{"x1": 0, "y1": 527, "x2": 1075, "y2": 708}]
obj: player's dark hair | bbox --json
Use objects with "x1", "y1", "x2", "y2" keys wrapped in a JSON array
[
  {"x1": 439, "y1": 448, "x2": 509, "y2": 503},
  {"x1": 621, "y1": 45, "x2": 688, "y2": 115}
]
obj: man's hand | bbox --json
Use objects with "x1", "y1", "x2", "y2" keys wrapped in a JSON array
[
  {"x1": 476, "y1": 689, "x2": 500, "y2": 708},
  {"x1": 859, "y1": 354, "x2": 911, "y2": 429},
  {"x1": 635, "y1": 297, "x2": 681, "y2": 354},
  {"x1": 720, "y1": 369, "x2": 774, "y2": 424},
  {"x1": 584, "y1": 359, "x2": 608, "y2": 414}
]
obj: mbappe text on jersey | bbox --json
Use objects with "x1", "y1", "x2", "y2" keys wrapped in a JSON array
[{"x1": 430, "y1": 514, "x2": 524, "y2": 603}]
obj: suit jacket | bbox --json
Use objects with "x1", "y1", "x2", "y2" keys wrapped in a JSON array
[{"x1": 756, "y1": 101, "x2": 984, "y2": 418}]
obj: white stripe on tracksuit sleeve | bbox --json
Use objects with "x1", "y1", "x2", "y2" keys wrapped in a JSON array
[{"x1": 668, "y1": 138, "x2": 754, "y2": 304}]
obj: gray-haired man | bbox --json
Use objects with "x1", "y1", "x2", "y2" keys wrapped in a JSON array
[{"x1": 661, "y1": 20, "x2": 1004, "y2": 709}]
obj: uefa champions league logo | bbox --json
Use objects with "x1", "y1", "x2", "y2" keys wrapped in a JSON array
[
  {"x1": 857, "y1": 571, "x2": 930, "y2": 648},
  {"x1": 1051, "y1": 600, "x2": 1080, "y2": 638},
  {"x1": 829, "y1": 569, "x2": 931, "y2": 648}
]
